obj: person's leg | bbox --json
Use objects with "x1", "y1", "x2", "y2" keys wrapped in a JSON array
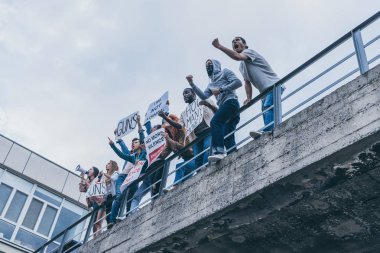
[
  {"x1": 151, "y1": 166, "x2": 164, "y2": 197},
  {"x1": 95, "y1": 208, "x2": 105, "y2": 236},
  {"x1": 201, "y1": 135, "x2": 212, "y2": 166},
  {"x1": 105, "y1": 195, "x2": 113, "y2": 224},
  {"x1": 192, "y1": 141, "x2": 202, "y2": 169},
  {"x1": 125, "y1": 183, "x2": 138, "y2": 214},
  {"x1": 262, "y1": 91, "x2": 274, "y2": 132},
  {"x1": 109, "y1": 174, "x2": 126, "y2": 223},
  {"x1": 131, "y1": 178, "x2": 150, "y2": 211},
  {"x1": 218, "y1": 100, "x2": 240, "y2": 154},
  {"x1": 210, "y1": 99, "x2": 239, "y2": 155},
  {"x1": 174, "y1": 161, "x2": 185, "y2": 185},
  {"x1": 181, "y1": 158, "x2": 196, "y2": 183}
]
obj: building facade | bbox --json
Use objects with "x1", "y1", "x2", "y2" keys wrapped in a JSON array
[{"x1": 0, "y1": 134, "x2": 88, "y2": 253}]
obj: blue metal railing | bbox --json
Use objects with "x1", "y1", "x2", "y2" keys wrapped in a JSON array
[{"x1": 34, "y1": 11, "x2": 380, "y2": 253}]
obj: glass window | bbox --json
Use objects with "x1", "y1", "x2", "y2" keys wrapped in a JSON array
[
  {"x1": 4, "y1": 191, "x2": 28, "y2": 223},
  {"x1": 1, "y1": 171, "x2": 33, "y2": 193},
  {"x1": 37, "y1": 205, "x2": 57, "y2": 236},
  {"x1": 51, "y1": 207, "x2": 81, "y2": 238},
  {"x1": 14, "y1": 228, "x2": 47, "y2": 251},
  {"x1": 0, "y1": 183, "x2": 13, "y2": 216},
  {"x1": 0, "y1": 219, "x2": 16, "y2": 240},
  {"x1": 34, "y1": 187, "x2": 62, "y2": 207},
  {"x1": 22, "y1": 198, "x2": 43, "y2": 230}
]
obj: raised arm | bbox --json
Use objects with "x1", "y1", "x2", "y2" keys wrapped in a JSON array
[
  {"x1": 108, "y1": 137, "x2": 134, "y2": 163},
  {"x1": 158, "y1": 110, "x2": 182, "y2": 129},
  {"x1": 186, "y1": 75, "x2": 212, "y2": 100},
  {"x1": 116, "y1": 138, "x2": 130, "y2": 155},
  {"x1": 212, "y1": 38, "x2": 248, "y2": 61}
]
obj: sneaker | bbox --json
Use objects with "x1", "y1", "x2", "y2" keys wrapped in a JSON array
[
  {"x1": 107, "y1": 222, "x2": 114, "y2": 230},
  {"x1": 208, "y1": 153, "x2": 226, "y2": 162},
  {"x1": 249, "y1": 130, "x2": 263, "y2": 139}
]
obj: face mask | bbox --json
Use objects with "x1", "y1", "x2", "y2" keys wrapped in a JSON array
[{"x1": 206, "y1": 64, "x2": 213, "y2": 76}]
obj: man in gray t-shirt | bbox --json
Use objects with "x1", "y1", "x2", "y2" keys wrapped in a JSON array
[{"x1": 212, "y1": 37, "x2": 284, "y2": 136}]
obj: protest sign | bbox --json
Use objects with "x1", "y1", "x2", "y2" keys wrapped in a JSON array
[
  {"x1": 144, "y1": 91, "x2": 169, "y2": 123},
  {"x1": 120, "y1": 160, "x2": 146, "y2": 192},
  {"x1": 86, "y1": 181, "x2": 107, "y2": 198},
  {"x1": 144, "y1": 128, "x2": 166, "y2": 164},
  {"x1": 115, "y1": 111, "x2": 139, "y2": 140},
  {"x1": 181, "y1": 98, "x2": 204, "y2": 137}
]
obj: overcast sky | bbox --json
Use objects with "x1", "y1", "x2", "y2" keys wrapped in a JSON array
[{"x1": 1, "y1": 1, "x2": 379, "y2": 173}]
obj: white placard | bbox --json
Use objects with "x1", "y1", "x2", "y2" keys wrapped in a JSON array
[
  {"x1": 144, "y1": 128, "x2": 166, "y2": 164},
  {"x1": 120, "y1": 160, "x2": 146, "y2": 192},
  {"x1": 115, "y1": 111, "x2": 139, "y2": 140},
  {"x1": 144, "y1": 91, "x2": 169, "y2": 123},
  {"x1": 86, "y1": 181, "x2": 107, "y2": 198},
  {"x1": 181, "y1": 98, "x2": 204, "y2": 137}
]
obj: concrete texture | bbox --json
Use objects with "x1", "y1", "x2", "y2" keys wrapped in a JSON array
[{"x1": 79, "y1": 64, "x2": 380, "y2": 253}]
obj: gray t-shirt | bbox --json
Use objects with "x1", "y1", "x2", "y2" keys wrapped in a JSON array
[{"x1": 239, "y1": 49, "x2": 280, "y2": 93}]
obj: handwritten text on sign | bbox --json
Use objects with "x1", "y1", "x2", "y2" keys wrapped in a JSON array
[
  {"x1": 144, "y1": 91, "x2": 169, "y2": 123},
  {"x1": 115, "y1": 111, "x2": 139, "y2": 139},
  {"x1": 120, "y1": 160, "x2": 146, "y2": 192},
  {"x1": 86, "y1": 181, "x2": 107, "y2": 198},
  {"x1": 181, "y1": 99, "x2": 203, "y2": 137},
  {"x1": 144, "y1": 128, "x2": 166, "y2": 164}
]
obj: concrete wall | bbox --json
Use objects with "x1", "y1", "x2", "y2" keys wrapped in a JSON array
[{"x1": 80, "y1": 64, "x2": 380, "y2": 253}]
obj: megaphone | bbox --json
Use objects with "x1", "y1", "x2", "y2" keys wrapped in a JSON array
[{"x1": 75, "y1": 164, "x2": 88, "y2": 174}]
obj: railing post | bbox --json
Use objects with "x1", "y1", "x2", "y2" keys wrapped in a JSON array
[
  {"x1": 158, "y1": 161, "x2": 170, "y2": 195},
  {"x1": 57, "y1": 230, "x2": 68, "y2": 253},
  {"x1": 352, "y1": 29, "x2": 369, "y2": 74},
  {"x1": 273, "y1": 84, "x2": 283, "y2": 127},
  {"x1": 83, "y1": 210, "x2": 97, "y2": 244}
]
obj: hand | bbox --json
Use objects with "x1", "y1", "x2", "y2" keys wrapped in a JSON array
[
  {"x1": 199, "y1": 100, "x2": 210, "y2": 107},
  {"x1": 243, "y1": 98, "x2": 251, "y2": 105},
  {"x1": 210, "y1": 88, "x2": 220, "y2": 96},
  {"x1": 108, "y1": 137, "x2": 114, "y2": 145},
  {"x1": 158, "y1": 110, "x2": 166, "y2": 118},
  {"x1": 212, "y1": 38, "x2": 221, "y2": 48},
  {"x1": 137, "y1": 114, "x2": 141, "y2": 123},
  {"x1": 160, "y1": 131, "x2": 169, "y2": 139},
  {"x1": 186, "y1": 75, "x2": 193, "y2": 84}
]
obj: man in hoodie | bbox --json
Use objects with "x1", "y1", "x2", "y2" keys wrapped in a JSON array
[
  {"x1": 186, "y1": 59, "x2": 242, "y2": 162},
  {"x1": 212, "y1": 37, "x2": 283, "y2": 137}
]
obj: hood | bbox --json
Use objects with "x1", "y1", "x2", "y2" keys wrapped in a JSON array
[{"x1": 206, "y1": 59, "x2": 223, "y2": 82}]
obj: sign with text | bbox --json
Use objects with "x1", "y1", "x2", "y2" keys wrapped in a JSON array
[
  {"x1": 181, "y1": 98, "x2": 204, "y2": 137},
  {"x1": 86, "y1": 181, "x2": 107, "y2": 198},
  {"x1": 120, "y1": 160, "x2": 146, "y2": 192},
  {"x1": 144, "y1": 91, "x2": 169, "y2": 123},
  {"x1": 144, "y1": 128, "x2": 166, "y2": 164},
  {"x1": 115, "y1": 111, "x2": 139, "y2": 140}
]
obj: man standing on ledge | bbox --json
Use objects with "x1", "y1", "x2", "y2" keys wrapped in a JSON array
[{"x1": 212, "y1": 37, "x2": 283, "y2": 138}]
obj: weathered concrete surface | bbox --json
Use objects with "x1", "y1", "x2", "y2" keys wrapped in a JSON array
[{"x1": 80, "y1": 64, "x2": 380, "y2": 253}]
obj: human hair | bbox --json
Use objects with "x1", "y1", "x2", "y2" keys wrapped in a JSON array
[
  {"x1": 183, "y1": 87, "x2": 195, "y2": 94},
  {"x1": 92, "y1": 166, "x2": 99, "y2": 179},
  {"x1": 105, "y1": 160, "x2": 118, "y2": 184},
  {"x1": 234, "y1": 36, "x2": 249, "y2": 48},
  {"x1": 132, "y1": 137, "x2": 140, "y2": 143}
]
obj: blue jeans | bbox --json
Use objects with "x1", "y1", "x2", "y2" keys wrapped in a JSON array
[
  {"x1": 130, "y1": 176, "x2": 152, "y2": 211},
  {"x1": 192, "y1": 135, "x2": 212, "y2": 168},
  {"x1": 174, "y1": 158, "x2": 196, "y2": 185},
  {"x1": 262, "y1": 87, "x2": 284, "y2": 132},
  {"x1": 109, "y1": 174, "x2": 137, "y2": 222},
  {"x1": 210, "y1": 99, "x2": 240, "y2": 154}
]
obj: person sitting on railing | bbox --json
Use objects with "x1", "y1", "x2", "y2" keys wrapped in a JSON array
[
  {"x1": 186, "y1": 59, "x2": 242, "y2": 162},
  {"x1": 108, "y1": 136, "x2": 148, "y2": 215},
  {"x1": 157, "y1": 111, "x2": 195, "y2": 189},
  {"x1": 160, "y1": 88, "x2": 216, "y2": 169},
  {"x1": 212, "y1": 37, "x2": 284, "y2": 138}
]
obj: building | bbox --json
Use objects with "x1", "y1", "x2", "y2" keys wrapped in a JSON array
[{"x1": 0, "y1": 134, "x2": 88, "y2": 253}]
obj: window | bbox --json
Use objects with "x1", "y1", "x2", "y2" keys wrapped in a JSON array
[
  {"x1": 4, "y1": 191, "x2": 27, "y2": 223},
  {"x1": 37, "y1": 205, "x2": 58, "y2": 236},
  {"x1": 22, "y1": 198, "x2": 43, "y2": 230},
  {"x1": 51, "y1": 207, "x2": 81, "y2": 238},
  {"x1": 0, "y1": 183, "x2": 12, "y2": 215},
  {"x1": 0, "y1": 219, "x2": 15, "y2": 240},
  {"x1": 34, "y1": 187, "x2": 62, "y2": 207},
  {"x1": 14, "y1": 228, "x2": 47, "y2": 251}
]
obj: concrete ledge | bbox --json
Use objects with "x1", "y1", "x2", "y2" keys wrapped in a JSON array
[{"x1": 80, "y1": 64, "x2": 380, "y2": 253}]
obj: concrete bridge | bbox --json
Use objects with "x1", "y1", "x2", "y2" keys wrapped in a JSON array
[{"x1": 79, "y1": 64, "x2": 380, "y2": 253}]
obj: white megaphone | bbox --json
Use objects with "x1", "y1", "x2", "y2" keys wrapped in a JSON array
[{"x1": 75, "y1": 164, "x2": 88, "y2": 174}]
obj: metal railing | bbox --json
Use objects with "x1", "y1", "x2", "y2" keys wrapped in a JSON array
[{"x1": 34, "y1": 11, "x2": 380, "y2": 253}]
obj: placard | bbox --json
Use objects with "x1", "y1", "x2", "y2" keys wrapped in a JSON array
[
  {"x1": 144, "y1": 91, "x2": 169, "y2": 123},
  {"x1": 181, "y1": 98, "x2": 204, "y2": 137},
  {"x1": 115, "y1": 111, "x2": 139, "y2": 139},
  {"x1": 144, "y1": 128, "x2": 166, "y2": 164},
  {"x1": 120, "y1": 160, "x2": 146, "y2": 192}
]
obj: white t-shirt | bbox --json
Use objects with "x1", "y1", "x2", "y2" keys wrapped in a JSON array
[{"x1": 239, "y1": 49, "x2": 280, "y2": 93}]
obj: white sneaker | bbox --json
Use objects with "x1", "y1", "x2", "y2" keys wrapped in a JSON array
[
  {"x1": 249, "y1": 130, "x2": 263, "y2": 139},
  {"x1": 208, "y1": 153, "x2": 226, "y2": 162}
]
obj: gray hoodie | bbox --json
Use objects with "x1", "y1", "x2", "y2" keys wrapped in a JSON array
[{"x1": 190, "y1": 59, "x2": 242, "y2": 106}]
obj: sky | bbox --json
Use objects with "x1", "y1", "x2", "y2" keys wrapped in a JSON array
[{"x1": 1, "y1": 0, "x2": 380, "y2": 173}]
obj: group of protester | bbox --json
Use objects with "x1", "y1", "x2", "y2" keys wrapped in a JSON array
[{"x1": 79, "y1": 36, "x2": 283, "y2": 233}]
